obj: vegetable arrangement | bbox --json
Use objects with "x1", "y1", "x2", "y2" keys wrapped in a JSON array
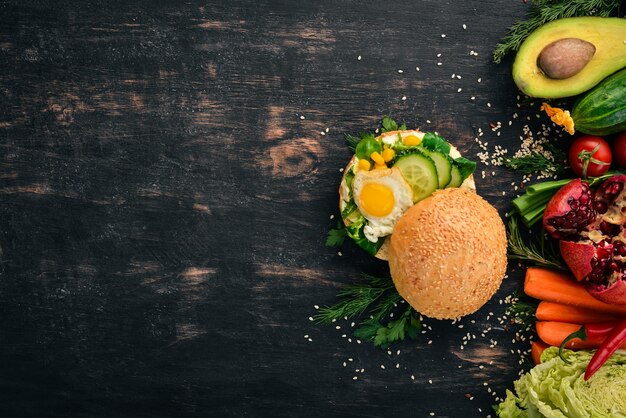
[{"x1": 496, "y1": 4, "x2": 626, "y2": 407}]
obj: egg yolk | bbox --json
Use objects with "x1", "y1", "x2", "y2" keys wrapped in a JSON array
[{"x1": 359, "y1": 183, "x2": 395, "y2": 217}]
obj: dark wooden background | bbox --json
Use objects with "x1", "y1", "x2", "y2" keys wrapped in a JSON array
[{"x1": 0, "y1": 1, "x2": 547, "y2": 416}]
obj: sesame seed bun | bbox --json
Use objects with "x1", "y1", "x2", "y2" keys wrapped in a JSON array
[
  {"x1": 339, "y1": 130, "x2": 475, "y2": 260},
  {"x1": 388, "y1": 188, "x2": 507, "y2": 319}
]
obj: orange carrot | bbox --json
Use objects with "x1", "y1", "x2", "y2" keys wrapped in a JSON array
[
  {"x1": 531, "y1": 340, "x2": 550, "y2": 365},
  {"x1": 524, "y1": 268, "x2": 626, "y2": 316},
  {"x1": 536, "y1": 301, "x2": 620, "y2": 324},
  {"x1": 536, "y1": 321, "x2": 626, "y2": 350}
]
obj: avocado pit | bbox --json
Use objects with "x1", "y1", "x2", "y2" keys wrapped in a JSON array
[{"x1": 537, "y1": 38, "x2": 596, "y2": 79}]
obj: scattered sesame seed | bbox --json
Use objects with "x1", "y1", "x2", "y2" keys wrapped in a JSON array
[
  {"x1": 457, "y1": 88, "x2": 462, "y2": 93},
  {"x1": 478, "y1": 77, "x2": 482, "y2": 82},
  {"x1": 381, "y1": 365, "x2": 385, "y2": 369},
  {"x1": 300, "y1": 115, "x2": 305, "y2": 120},
  {"x1": 437, "y1": 62, "x2": 442, "y2": 66},
  {"x1": 357, "y1": 55, "x2": 362, "y2": 60},
  {"x1": 353, "y1": 376, "x2": 358, "y2": 380},
  {"x1": 415, "y1": 66, "x2": 420, "y2": 71},
  {"x1": 471, "y1": 96, "x2": 475, "y2": 100},
  {"x1": 337, "y1": 251, "x2": 342, "y2": 256},
  {"x1": 320, "y1": 131, "x2": 325, "y2": 135},
  {"x1": 398, "y1": 69, "x2": 404, "y2": 73},
  {"x1": 441, "y1": 34, "x2": 446, "y2": 37},
  {"x1": 462, "y1": 24, "x2": 467, "y2": 30},
  {"x1": 325, "y1": 128, "x2": 329, "y2": 132},
  {"x1": 430, "y1": 413, "x2": 435, "y2": 416},
  {"x1": 437, "y1": 53, "x2": 442, "y2": 57},
  {"x1": 428, "y1": 379, "x2": 433, "y2": 384},
  {"x1": 308, "y1": 317, "x2": 313, "y2": 321},
  {"x1": 411, "y1": 375, "x2": 415, "y2": 380},
  {"x1": 402, "y1": 96, "x2": 407, "y2": 101}
]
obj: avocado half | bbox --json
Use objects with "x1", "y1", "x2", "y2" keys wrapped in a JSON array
[{"x1": 513, "y1": 17, "x2": 626, "y2": 99}]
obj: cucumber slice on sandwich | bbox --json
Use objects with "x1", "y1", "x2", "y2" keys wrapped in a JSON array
[
  {"x1": 421, "y1": 149, "x2": 452, "y2": 188},
  {"x1": 393, "y1": 152, "x2": 438, "y2": 203}
]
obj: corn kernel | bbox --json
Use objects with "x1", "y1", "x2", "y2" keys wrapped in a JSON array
[
  {"x1": 403, "y1": 134, "x2": 422, "y2": 146},
  {"x1": 382, "y1": 148, "x2": 395, "y2": 162},
  {"x1": 358, "y1": 159, "x2": 371, "y2": 171},
  {"x1": 374, "y1": 162, "x2": 387, "y2": 170},
  {"x1": 370, "y1": 151, "x2": 385, "y2": 165}
]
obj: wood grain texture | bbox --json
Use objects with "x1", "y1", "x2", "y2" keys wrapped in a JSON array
[{"x1": 0, "y1": 0, "x2": 543, "y2": 416}]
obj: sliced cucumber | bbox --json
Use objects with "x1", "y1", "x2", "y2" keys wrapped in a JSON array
[
  {"x1": 421, "y1": 149, "x2": 452, "y2": 188},
  {"x1": 446, "y1": 165, "x2": 463, "y2": 188},
  {"x1": 393, "y1": 152, "x2": 439, "y2": 203}
]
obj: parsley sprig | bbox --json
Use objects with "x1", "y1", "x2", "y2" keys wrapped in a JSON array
[
  {"x1": 493, "y1": 0, "x2": 622, "y2": 64},
  {"x1": 325, "y1": 222, "x2": 347, "y2": 247},
  {"x1": 314, "y1": 274, "x2": 421, "y2": 348}
]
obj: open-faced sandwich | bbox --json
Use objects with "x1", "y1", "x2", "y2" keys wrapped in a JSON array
[
  {"x1": 337, "y1": 118, "x2": 508, "y2": 319},
  {"x1": 339, "y1": 121, "x2": 477, "y2": 259}
]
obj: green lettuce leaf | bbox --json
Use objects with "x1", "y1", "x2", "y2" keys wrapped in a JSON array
[
  {"x1": 345, "y1": 216, "x2": 385, "y2": 256},
  {"x1": 495, "y1": 347, "x2": 626, "y2": 418},
  {"x1": 420, "y1": 132, "x2": 451, "y2": 154}
]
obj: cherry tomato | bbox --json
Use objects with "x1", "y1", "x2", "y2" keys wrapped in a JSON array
[
  {"x1": 568, "y1": 135, "x2": 612, "y2": 178},
  {"x1": 611, "y1": 132, "x2": 626, "y2": 169}
]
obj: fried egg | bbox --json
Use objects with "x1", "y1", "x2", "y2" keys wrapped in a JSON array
[{"x1": 352, "y1": 167, "x2": 414, "y2": 242}]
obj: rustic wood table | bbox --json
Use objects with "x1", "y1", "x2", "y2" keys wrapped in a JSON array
[{"x1": 0, "y1": 1, "x2": 544, "y2": 416}]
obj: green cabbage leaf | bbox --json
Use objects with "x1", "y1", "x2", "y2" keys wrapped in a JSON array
[{"x1": 496, "y1": 347, "x2": 626, "y2": 418}]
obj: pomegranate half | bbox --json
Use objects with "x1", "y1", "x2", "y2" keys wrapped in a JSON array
[{"x1": 543, "y1": 175, "x2": 626, "y2": 305}]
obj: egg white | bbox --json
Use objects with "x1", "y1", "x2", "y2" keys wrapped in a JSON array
[{"x1": 352, "y1": 167, "x2": 414, "y2": 242}]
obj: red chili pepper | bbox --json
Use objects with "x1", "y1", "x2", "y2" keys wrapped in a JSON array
[
  {"x1": 558, "y1": 321, "x2": 615, "y2": 362},
  {"x1": 584, "y1": 318, "x2": 626, "y2": 380}
]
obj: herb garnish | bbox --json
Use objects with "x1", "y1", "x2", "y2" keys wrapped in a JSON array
[
  {"x1": 504, "y1": 142, "x2": 567, "y2": 176},
  {"x1": 506, "y1": 291, "x2": 538, "y2": 328},
  {"x1": 492, "y1": 0, "x2": 622, "y2": 64},
  {"x1": 507, "y1": 215, "x2": 565, "y2": 270},
  {"x1": 314, "y1": 274, "x2": 421, "y2": 348},
  {"x1": 325, "y1": 222, "x2": 347, "y2": 247}
]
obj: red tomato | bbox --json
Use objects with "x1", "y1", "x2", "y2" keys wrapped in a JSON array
[
  {"x1": 568, "y1": 135, "x2": 612, "y2": 178},
  {"x1": 612, "y1": 132, "x2": 626, "y2": 169}
]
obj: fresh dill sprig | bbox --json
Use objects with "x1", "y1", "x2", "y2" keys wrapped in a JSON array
[
  {"x1": 507, "y1": 215, "x2": 565, "y2": 270},
  {"x1": 315, "y1": 274, "x2": 421, "y2": 348},
  {"x1": 314, "y1": 274, "x2": 394, "y2": 323},
  {"x1": 493, "y1": 0, "x2": 622, "y2": 64},
  {"x1": 506, "y1": 291, "x2": 538, "y2": 328},
  {"x1": 504, "y1": 142, "x2": 567, "y2": 175},
  {"x1": 345, "y1": 134, "x2": 361, "y2": 152}
]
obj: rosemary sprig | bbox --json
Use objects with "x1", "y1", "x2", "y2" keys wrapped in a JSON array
[
  {"x1": 493, "y1": 0, "x2": 622, "y2": 64},
  {"x1": 507, "y1": 215, "x2": 565, "y2": 270},
  {"x1": 315, "y1": 274, "x2": 421, "y2": 348}
]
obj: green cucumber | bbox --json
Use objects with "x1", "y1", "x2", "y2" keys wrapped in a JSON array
[
  {"x1": 421, "y1": 149, "x2": 452, "y2": 188},
  {"x1": 393, "y1": 152, "x2": 438, "y2": 203},
  {"x1": 446, "y1": 165, "x2": 463, "y2": 188},
  {"x1": 572, "y1": 67, "x2": 626, "y2": 136}
]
